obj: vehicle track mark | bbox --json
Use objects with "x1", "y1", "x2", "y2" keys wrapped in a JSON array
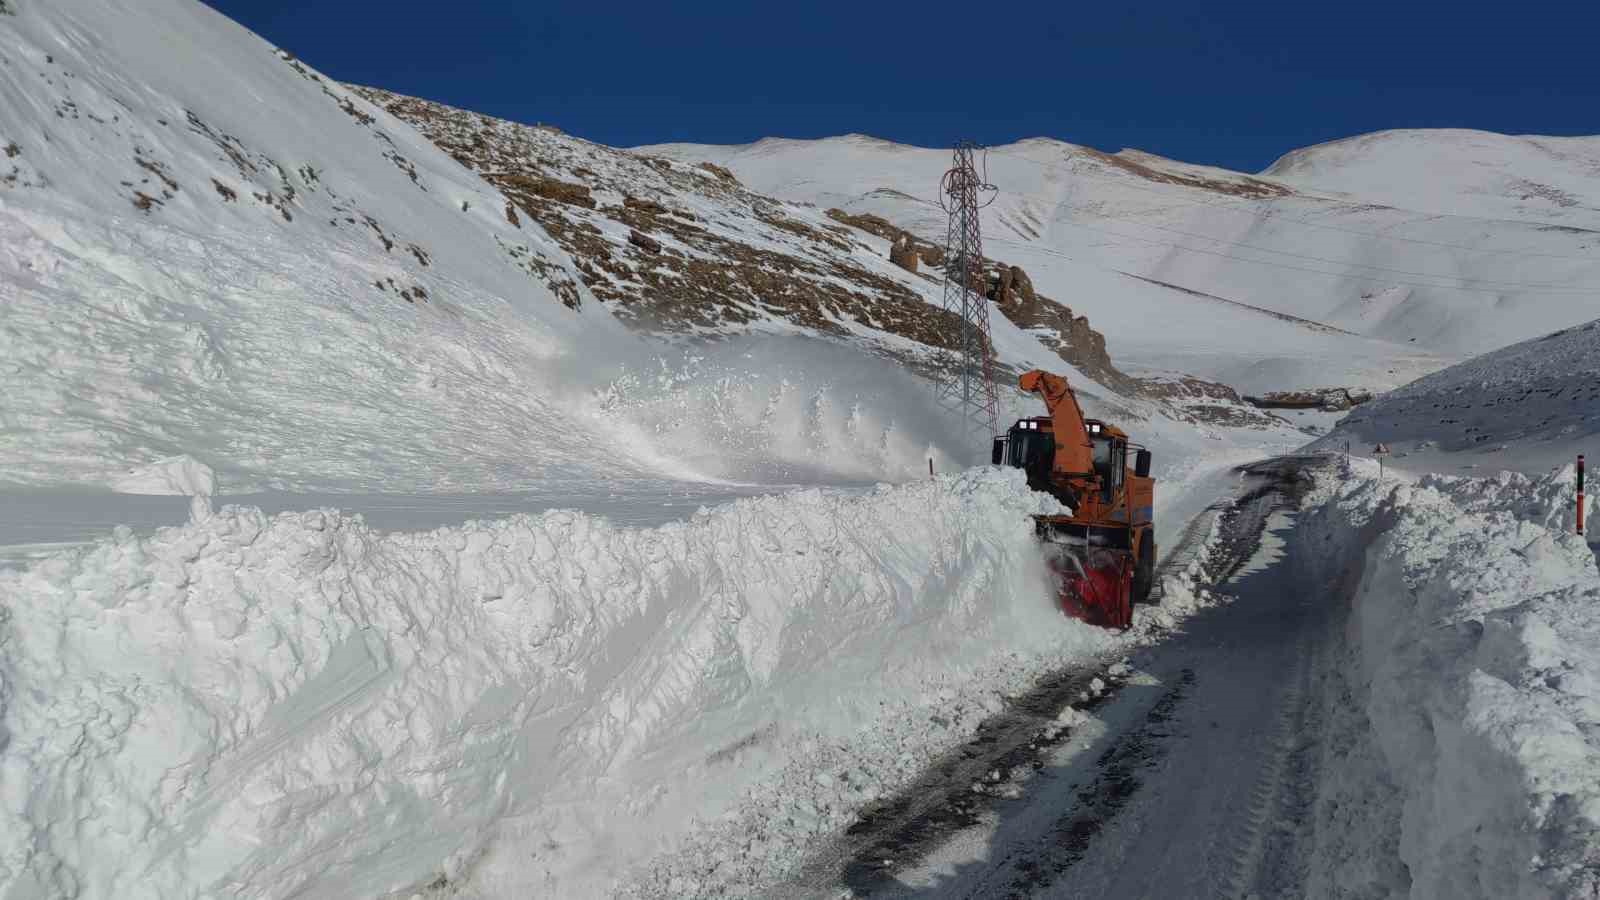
[
  {"x1": 1212, "y1": 631, "x2": 1309, "y2": 899},
  {"x1": 1002, "y1": 667, "x2": 1197, "y2": 898}
]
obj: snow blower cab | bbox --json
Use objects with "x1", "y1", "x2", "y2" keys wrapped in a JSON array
[{"x1": 992, "y1": 370, "x2": 1156, "y2": 629}]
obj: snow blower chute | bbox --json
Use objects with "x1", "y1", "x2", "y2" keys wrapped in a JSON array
[{"x1": 992, "y1": 370, "x2": 1156, "y2": 630}]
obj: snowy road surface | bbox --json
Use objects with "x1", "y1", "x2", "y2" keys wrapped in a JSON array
[{"x1": 792, "y1": 458, "x2": 1336, "y2": 898}]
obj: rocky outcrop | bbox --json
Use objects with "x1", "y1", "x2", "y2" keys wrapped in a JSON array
[
  {"x1": 818, "y1": 209, "x2": 1135, "y2": 392},
  {"x1": 980, "y1": 260, "x2": 1135, "y2": 393},
  {"x1": 697, "y1": 162, "x2": 739, "y2": 185},
  {"x1": 1136, "y1": 376, "x2": 1285, "y2": 427},
  {"x1": 497, "y1": 173, "x2": 595, "y2": 209},
  {"x1": 888, "y1": 234, "x2": 919, "y2": 273},
  {"x1": 825, "y1": 209, "x2": 943, "y2": 268},
  {"x1": 350, "y1": 86, "x2": 967, "y2": 344},
  {"x1": 1244, "y1": 387, "x2": 1375, "y2": 411},
  {"x1": 627, "y1": 229, "x2": 662, "y2": 254}
]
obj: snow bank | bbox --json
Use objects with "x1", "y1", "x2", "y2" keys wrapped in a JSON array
[
  {"x1": 0, "y1": 468, "x2": 1100, "y2": 899},
  {"x1": 1300, "y1": 462, "x2": 1600, "y2": 898}
]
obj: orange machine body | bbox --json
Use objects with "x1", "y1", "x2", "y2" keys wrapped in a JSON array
[{"x1": 995, "y1": 370, "x2": 1156, "y2": 629}]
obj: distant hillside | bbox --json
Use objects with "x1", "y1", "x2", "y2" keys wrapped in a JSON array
[
  {"x1": 1317, "y1": 318, "x2": 1600, "y2": 475},
  {"x1": 347, "y1": 86, "x2": 1139, "y2": 393},
  {"x1": 642, "y1": 129, "x2": 1600, "y2": 383},
  {"x1": 1263, "y1": 128, "x2": 1600, "y2": 223}
]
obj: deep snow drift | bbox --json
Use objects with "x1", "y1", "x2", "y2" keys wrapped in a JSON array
[
  {"x1": 1300, "y1": 461, "x2": 1600, "y2": 899},
  {"x1": 0, "y1": 468, "x2": 1084, "y2": 898},
  {"x1": 0, "y1": 457, "x2": 1260, "y2": 900}
]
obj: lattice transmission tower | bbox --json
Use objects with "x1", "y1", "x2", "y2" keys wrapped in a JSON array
[{"x1": 934, "y1": 141, "x2": 1000, "y2": 437}]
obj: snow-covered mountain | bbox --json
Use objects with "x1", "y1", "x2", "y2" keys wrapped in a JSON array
[
  {"x1": 642, "y1": 130, "x2": 1600, "y2": 390},
  {"x1": 1264, "y1": 128, "x2": 1600, "y2": 222},
  {"x1": 1, "y1": 0, "x2": 1286, "y2": 497}
]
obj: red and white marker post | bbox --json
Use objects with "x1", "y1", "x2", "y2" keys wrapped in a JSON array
[{"x1": 1579, "y1": 454, "x2": 1586, "y2": 536}]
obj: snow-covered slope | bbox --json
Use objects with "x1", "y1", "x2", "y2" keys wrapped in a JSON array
[
  {"x1": 0, "y1": 0, "x2": 1058, "y2": 496},
  {"x1": 1265, "y1": 128, "x2": 1600, "y2": 224},
  {"x1": 0, "y1": 0, "x2": 636, "y2": 491},
  {"x1": 641, "y1": 132, "x2": 1600, "y2": 381},
  {"x1": 3, "y1": 0, "x2": 1287, "y2": 497},
  {"x1": 1316, "y1": 318, "x2": 1600, "y2": 475},
  {"x1": 346, "y1": 87, "x2": 1161, "y2": 399}
]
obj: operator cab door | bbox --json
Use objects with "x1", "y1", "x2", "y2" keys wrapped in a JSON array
[{"x1": 1091, "y1": 435, "x2": 1125, "y2": 503}]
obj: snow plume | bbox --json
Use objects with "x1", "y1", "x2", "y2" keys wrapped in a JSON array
[
  {"x1": 0, "y1": 467, "x2": 1082, "y2": 899},
  {"x1": 1299, "y1": 463, "x2": 1600, "y2": 899},
  {"x1": 582, "y1": 335, "x2": 980, "y2": 485}
]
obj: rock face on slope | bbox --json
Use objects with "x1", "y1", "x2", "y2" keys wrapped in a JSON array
[
  {"x1": 353, "y1": 86, "x2": 1143, "y2": 394},
  {"x1": 350, "y1": 86, "x2": 969, "y2": 350},
  {"x1": 825, "y1": 209, "x2": 944, "y2": 270},
  {"x1": 1245, "y1": 388, "x2": 1374, "y2": 411},
  {"x1": 980, "y1": 261, "x2": 1134, "y2": 393},
  {"x1": 820, "y1": 208, "x2": 1132, "y2": 389}
]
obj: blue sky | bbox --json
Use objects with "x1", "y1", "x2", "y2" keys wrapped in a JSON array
[{"x1": 203, "y1": 0, "x2": 1599, "y2": 173}]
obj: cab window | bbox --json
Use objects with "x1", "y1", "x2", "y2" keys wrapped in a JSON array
[{"x1": 1092, "y1": 436, "x2": 1124, "y2": 501}]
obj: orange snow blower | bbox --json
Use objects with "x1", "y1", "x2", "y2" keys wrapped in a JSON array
[{"x1": 992, "y1": 370, "x2": 1156, "y2": 630}]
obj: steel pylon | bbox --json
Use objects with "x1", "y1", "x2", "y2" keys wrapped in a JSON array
[{"x1": 934, "y1": 141, "x2": 1000, "y2": 437}]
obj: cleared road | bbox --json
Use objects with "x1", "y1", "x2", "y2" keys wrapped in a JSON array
[{"x1": 793, "y1": 458, "x2": 1337, "y2": 899}]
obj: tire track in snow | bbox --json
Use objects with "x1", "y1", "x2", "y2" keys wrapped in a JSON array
[
  {"x1": 787, "y1": 456, "x2": 1322, "y2": 898},
  {"x1": 1000, "y1": 667, "x2": 1197, "y2": 898},
  {"x1": 1211, "y1": 629, "x2": 1311, "y2": 899}
]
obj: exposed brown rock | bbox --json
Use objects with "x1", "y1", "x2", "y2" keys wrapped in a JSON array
[
  {"x1": 826, "y1": 208, "x2": 944, "y2": 272},
  {"x1": 980, "y1": 260, "x2": 1134, "y2": 393},
  {"x1": 1138, "y1": 376, "x2": 1287, "y2": 427},
  {"x1": 628, "y1": 229, "x2": 662, "y2": 254},
  {"x1": 496, "y1": 173, "x2": 595, "y2": 209},
  {"x1": 888, "y1": 234, "x2": 919, "y2": 273},
  {"x1": 825, "y1": 208, "x2": 899, "y2": 242},
  {"x1": 1082, "y1": 147, "x2": 1292, "y2": 200},
  {"x1": 697, "y1": 162, "x2": 739, "y2": 185},
  {"x1": 345, "y1": 86, "x2": 1037, "y2": 367},
  {"x1": 1244, "y1": 388, "x2": 1374, "y2": 411},
  {"x1": 623, "y1": 195, "x2": 669, "y2": 216}
]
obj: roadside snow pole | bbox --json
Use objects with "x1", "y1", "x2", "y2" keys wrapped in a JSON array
[
  {"x1": 1579, "y1": 454, "x2": 1586, "y2": 535},
  {"x1": 929, "y1": 458, "x2": 935, "y2": 479}
]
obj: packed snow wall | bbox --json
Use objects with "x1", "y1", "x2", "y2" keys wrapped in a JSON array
[
  {"x1": 0, "y1": 468, "x2": 1088, "y2": 899},
  {"x1": 1298, "y1": 463, "x2": 1600, "y2": 899}
]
